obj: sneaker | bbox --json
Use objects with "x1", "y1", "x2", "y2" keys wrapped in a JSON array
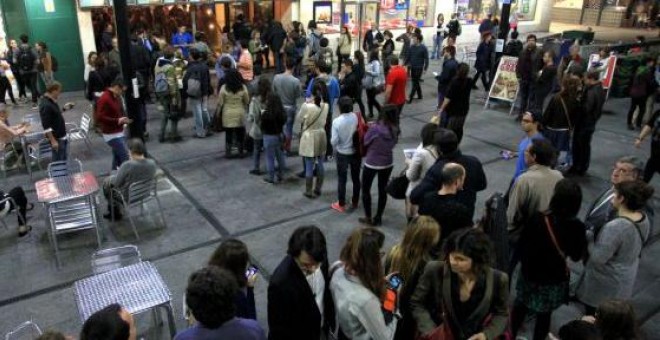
[
  {"x1": 31, "y1": 104, "x2": 38, "y2": 110},
  {"x1": 18, "y1": 225, "x2": 32, "y2": 237},
  {"x1": 331, "y1": 202, "x2": 346, "y2": 213}
]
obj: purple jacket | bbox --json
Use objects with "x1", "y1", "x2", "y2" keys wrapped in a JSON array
[{"x1": 364, "y1": 122, "x2": 398, "y2": 167}]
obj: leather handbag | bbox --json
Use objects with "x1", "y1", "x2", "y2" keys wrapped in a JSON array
[
  {"x1": 386, "y1": 169, "x2": 409, "y2": 199},
  {"x1": 417, "y1": 322, "x2": 454, "y2": 340}
]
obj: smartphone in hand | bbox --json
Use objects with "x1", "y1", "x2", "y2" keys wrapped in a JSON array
[
  {"x1": 383, "y1": 273, "x2": 404, "y2": 312},
  {"x1": 245, "y1": 265, "x2": 259, "y2": 278}
]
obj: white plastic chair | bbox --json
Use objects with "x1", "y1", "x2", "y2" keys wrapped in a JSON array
[
  {"x1": 66, "y1": 113, "x2": 93, "y2": 151},
  {"x1": 46, "y1": 159, "x2": 84, "y2": 178},
  {"x1": 4, "y1": 320, "x2": 42, "y2": 340},
  {"x1": 111, "y1": 178, "x2": 167, "y2": 240},
  {"x1": 461, "y1": 45, "x2": 477, "y2": 65}
]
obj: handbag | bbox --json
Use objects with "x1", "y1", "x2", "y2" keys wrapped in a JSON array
[
  {"x1": 418, "y1": 322, "x2": 454, "y2": 340},
  {"x1": 386, "y1": 169, "x2": 409, "y2": 199}
]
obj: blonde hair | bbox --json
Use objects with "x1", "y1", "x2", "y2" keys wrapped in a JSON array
[{"x1": 387, "y1": 216, "x2": 440, "y2": 282}]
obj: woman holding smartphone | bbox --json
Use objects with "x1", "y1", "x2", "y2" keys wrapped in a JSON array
[
  {"x1": 385, "y1": 216, "x2": 440, "y2": 340},
  {"x1": 208, "y1": 238, "x2": 258, "y2": 320},
  {"x1": 330, "y1": 227, "x2": 400, "y2": 339}
]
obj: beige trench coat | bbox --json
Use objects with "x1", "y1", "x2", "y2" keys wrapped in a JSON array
[{"x1": 298, "y1": 102, "x2": 328, "y2": 158}]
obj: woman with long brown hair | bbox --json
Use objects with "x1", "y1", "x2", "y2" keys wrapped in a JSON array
[
  {"x1": 542, "y1": 75, "x2": 581, "y2": 166},
  {"x1": 385, "y1": 216, "x2": 440, "y2": 340},
  {"x1": 330, "y1": 227, "x2": 399, "y2": 339}
]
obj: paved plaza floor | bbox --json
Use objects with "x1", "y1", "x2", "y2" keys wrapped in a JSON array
[{"x1": 1, "y1": 29, "x2": 659, "y2": 339}]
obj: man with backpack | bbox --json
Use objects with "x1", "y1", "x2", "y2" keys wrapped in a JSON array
[
  {"x1": 154, "y1": 47, "x2": 181, "y2": 143},
  {"x1": 17, "y1": 34, "x2": 39, "y2": 109},
  {"x1": 331, "y1": 96, "x2": 362, "y2": 213},
  {"x1": 446, "y1": 13, "x2": 462, "y2": 42},
  {"x1": 315, "y1": 38, "x2": 334, "y2": 72},
  {"x1": 307, "y1": 20, "x2": 323, "y2": 59},
  {"x1": 183, "y1": 49, "x2": 212, "y2": 138}
]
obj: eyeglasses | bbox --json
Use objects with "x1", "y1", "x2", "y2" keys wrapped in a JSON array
[{"x1": 612, "y1": 166, "x2": 633, "y2": 174}]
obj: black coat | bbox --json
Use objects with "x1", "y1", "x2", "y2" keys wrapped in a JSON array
[
  {"x1": 410, "y1": 150, "x2": 487, "y2": 219},
  {"x1": 436, "y1": 58, "x2": 458, "y2": 93},
  {"x1": 340, "y1": 71, "x2": 360, "y2": 100},
  {"x1": 267, "y1": 255, "x2": 334, "y2": 340},
  {"x1": 475, "y1": 40, "x2": 494, "y2": 72}
]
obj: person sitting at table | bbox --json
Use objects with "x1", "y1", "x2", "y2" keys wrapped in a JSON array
[
  {"x1": 80, "y1": 303, "x2": 137, "y2": 340},
  {"x1": 39, "y1": 81, "x2": 74, "y2": 162},
  {"x1": 102, "y1": 138, "x2": 157, "y2": 221},
  {"x1": 175, "y1": 266, "x2": 266, "y2": 340},
  {"x1": 0, "y1": 103, "x2": 29, "y2": 170},
  {"x1": 0, "y1": 186, "x2": 34, "y2": 237}
]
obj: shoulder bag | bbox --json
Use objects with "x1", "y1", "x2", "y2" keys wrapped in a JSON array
[
  {"x1": 544, "y1": 215, "x2": 571, "y2": 302},
  {"x1": 386, "y1": 168, "x2": 409, "y2": 200}
]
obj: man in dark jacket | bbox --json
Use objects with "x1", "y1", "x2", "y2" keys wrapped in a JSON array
[
  {"x1": 39, "y1": 81, "x2": 73, "y2": 161},
  {"x1": 471, "y1": 33, "x2": 494, "y2": 91},
  {"x1": 130, "y1": 34, "x2": 152, "y2": 136},
  {"x1": 532, "y1": 50, "x2": 558, "y2": 113},
  {"x1": 183, "y1": 49, "x2": 212, "y2": 138},
  {"x1": 478, "y1": 14, "x2": 493, "y2": 35},
  {"x1": 268, "y1": 226, "x2": 334, "y2": 340},
  {"x1": 17, "y1": 34, "x2": 40, "y2": 109},
  {"x1": 339, "y1": 60, "x2": 360, "y2": 104},
  {"x1": 516, "y1": 34, "x2": 543, "y2": 119},
  {"x1": 267, "y1": 21, "x2": 288, "y2": 74},
  {"x1": 503, "y1": 30, "x2": 523, "y2": 57},
  {"x1": 232, "y1": 14, "x2": 251, "y2": 43},
  {"x1": 570, "y1": 71, "x2": 605, "y2": 176},
  {"x1": 410, "y1": 128, "x2": 487, "y2": 218},
  {"x1": 405, "y1": 32, "x2": 429, "y2": 103},
  {"x1": 435, "y1": 45, "x2": 458, "y2": 107},
  {"x1": 363, "y1": 25, "x2": 383, "y2": 52}
]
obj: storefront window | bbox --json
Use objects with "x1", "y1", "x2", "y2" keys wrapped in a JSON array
[
  {"x1": 455, "y1": 0, "x2": 537, "y2": 23},
  {"x1": 312, "y1": 0, "x2": 342, "y2": 33},
  {"x1": 380, "y1": 0, "x2": 436, "y2": 29}
]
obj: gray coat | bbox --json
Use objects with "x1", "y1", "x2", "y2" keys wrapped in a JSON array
[{"x1": 577, "y1": 215, "x2": 650, "y2": 307}]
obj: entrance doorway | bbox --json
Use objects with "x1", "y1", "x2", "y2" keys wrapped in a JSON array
[{"x1": 341, "y1": 0, "x2": 380, "y2": 50}]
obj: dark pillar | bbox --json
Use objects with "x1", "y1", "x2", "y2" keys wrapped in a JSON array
[{"x1": 112, "y1": 0, "x2": 143, "y2": 140}]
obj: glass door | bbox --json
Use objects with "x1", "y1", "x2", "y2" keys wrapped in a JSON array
[{"x1": 342, "y1": 0, "x2": 380, "y2": 51}]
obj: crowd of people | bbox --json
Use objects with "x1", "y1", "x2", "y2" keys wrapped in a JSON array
[{"x1": 0, "y1": 10, "x2": 658, "y2": 340}]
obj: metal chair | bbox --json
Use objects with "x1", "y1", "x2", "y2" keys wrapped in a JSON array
[
  {"x1": 0, "y1": 142, "x2": 20, "y2": 178},
  {"x1": 47, "y1": 159, "x2": 84, "y2": 178},
  {"x1": 27, "y1": 138, "x2": 53, "y2": 172},
  {"x1": 0, "y1": 197, "x2": 26, "y2": 230},
  {"x1": 4, "y1": 320, "x2": 42, "y2": 340},
  {"x1": 48, "y1": 197, "x2": 101, "y2": 266},
  {"x1": 111, "y1": 178, "x2": 167, "y2": 240},
  {"x1": 91, "y1": 245, "x2": 142, "y2": 275},
  {"x1": 461, "y1": 45, "x2": 477, "y2": 65},
  {"x1": 66, "y1": 113, "x2": 93, "y2": 151}
]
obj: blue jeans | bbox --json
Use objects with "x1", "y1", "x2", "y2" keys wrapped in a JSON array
[
  {"x1": 431, "y1": 35, "x2": 444, "y2": 59},
  {"x1": 52, "y1": 138, "x2": 68, "y2": 162},
  {"x1": 283, "y1": 105, "x2": 297, "y2": 140},
  {"x1": 264, "y1": 135, "x2": 286, "y2": 181},
  {"x1": 304, "y1": 156, "x2": 324, "y2": 178},
  {"x1": 107, "y1": 136, "x2": 129, "y2": 170},
  {"x1": 252, "y1": 138, "x2": 263, "y2": 170},
  {"x1": 189, "y1": 97, "x2": 210, "y2": 137}
]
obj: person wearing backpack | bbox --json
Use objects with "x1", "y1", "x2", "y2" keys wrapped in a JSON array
[
  {"x1": 577, "y1": 180, "x2": 653, "y2": 316},
  {"x1": 315, "y1": 38, "x2": 334, "y2": 73},
  {"x1": 154, "y1": 47, "x2": 181, "y2": 143},
  {"x1": 331, "y1": 96, "x2": 361, "y2": 212},
  {"x1": 35, "y1": 42, "x2": 54, "y2": 89},
  {"x1": 17, "y1": 34, "x2": 39, "y2": 109},
  {"x1": 307, "y1": 20, "x2": 323, "y2": 59},
  {"x1": 447, "y1": 13, "x2": 462, "y2": 42},
  {"x1": 183, "y1": 49, "x2": 212, "y2": 138}
]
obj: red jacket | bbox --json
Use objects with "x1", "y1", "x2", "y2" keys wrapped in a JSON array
[{"x1": 95, "y1": 89, "x2": 124, "y2": 134}]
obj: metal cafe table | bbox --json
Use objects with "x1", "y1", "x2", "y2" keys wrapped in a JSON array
[
  {"x1": 74, "y1": 261, "x2": 177, "y2": 338},
  {"x1": 35, "y1": 171, "x2": 102, "y2": 266}
]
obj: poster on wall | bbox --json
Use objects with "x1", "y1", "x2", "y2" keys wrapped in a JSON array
[
  {"x1": 488, "y1": 56, "x2": 519, "y2": 102},
  {"x1": 395, "y1": 0, "x2": 409, "y2": 10},
  {"x1": 587, "y1": 54, "x2": 617, "y2": 90},
  {"x1": 314, "y1": 2, "x2": 333, "y2": 24}
]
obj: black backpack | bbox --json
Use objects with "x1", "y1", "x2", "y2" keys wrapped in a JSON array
[{"x1": 18, "y1": 47, "x2": 35, "y2": 72}]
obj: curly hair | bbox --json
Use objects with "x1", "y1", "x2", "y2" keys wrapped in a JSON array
[
  {"x1": 223, "y1": 69, "x2": 245, "y2": 94},
  {"x1": 443, "y1": 228, "x2": 493, "y2": 274},
  {"x1": 339, "y1": 227, "x2": 385, "y2": 297},
  {"x1": 186, "y1": 266, "x2": 238, "y2": 329},
  {"x1": 208, "y1": 239, "x2": 249, "y2": 287}
]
